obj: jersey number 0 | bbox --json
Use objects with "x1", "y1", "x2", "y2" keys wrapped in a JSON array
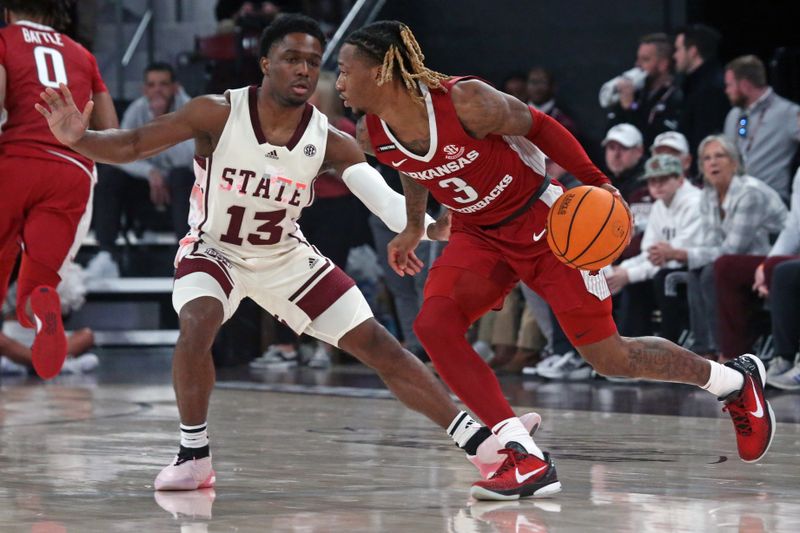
[{"x1": 34, "y1": 46, "x2": 68, "y2": 88}]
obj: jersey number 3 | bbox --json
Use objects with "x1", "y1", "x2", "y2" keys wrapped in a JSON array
[
  {"x1": 34, "y1": 46, "x2": 68, "y2": 88},
  {"x1": 439, "y1": 177, "x2": 478, "y2": 204},
  {"x1": 220, "y1": 206, "x2": 285, "y2": 246}
]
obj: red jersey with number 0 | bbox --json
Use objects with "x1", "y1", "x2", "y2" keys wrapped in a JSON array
[
  {"x1": 365, "y1": 76, "x2": 547, "y2": 226},
  {"x1": 0, "y1": 20, "x2": 107, "y2": 168}
]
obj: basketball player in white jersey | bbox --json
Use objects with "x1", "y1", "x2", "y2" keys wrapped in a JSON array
[{"x1": 37, "y1": 14, "x2": 540, "y2": 491}]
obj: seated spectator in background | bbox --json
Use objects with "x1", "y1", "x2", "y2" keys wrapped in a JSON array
[
  {"x1": 1, "y1": 324, "x2": 98, "y2": 376},
  {"x1": 714, "y1": 168, "x2": 800, "y2": 368},
  {"x1": 650, "y1": 130, "x2": 694, "y2": 183},
  {"x1": 649, "y1": 135, "x2": 787, "y2": 359},
  {"x1": 673, "y1": 24, "x2": 730, "y2": 161},
  {"x1": 605, "y1": 33, "x2": 682, "y2": 148},
  {"x1": 606, "y1": 154, "x2": 702, "y2": 340},
  {"x1": 602, "y1": 124, "x2": 652, "y2": 257},
  {"x1": 86, "y1": 62, "x2": 195, "y2": 279},
  {"x1": 723, "y1": 54, "x2": 800, "y2": 203},
  {"x1": 766, "y1": 258, "x2": 800, "y2": 390},
  {"x1": 527, "y1": 66, "x2": 578, "y2": 135},
  {"x1": 501, "y1": 72, "x2": 528, "y2": 102}
]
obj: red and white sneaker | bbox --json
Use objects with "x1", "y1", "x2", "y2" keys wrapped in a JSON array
[
  {"x1": 721, "y1": 354, "x2": 776, "y2": 463},
  {"x1": 470, "y1": 443, "x2": 561, "y2": 501},
  {"x1": 468, "y1": 412, "x2": 542, "y2": 479},
  {"x1": 154, "y1": 455, "x2": 215, "y2": 491},
  {"x1": 30, "y1": 286, "x2": 67, "y2": 380}
]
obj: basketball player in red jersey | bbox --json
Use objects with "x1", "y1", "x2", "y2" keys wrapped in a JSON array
[
  {"x1": 37, "y1": 14, "x2": 540, "y2": 493},
  {"x1": 338, "y1": 21, "x2": 774, "y2": 500},
  {"x1": 0, "y1": 0, "x2": 118, "y2": 379}
]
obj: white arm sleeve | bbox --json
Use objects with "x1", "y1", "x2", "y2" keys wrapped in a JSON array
[{"x1": 341, "y1": 162, "x2": 435, "y2": 240}]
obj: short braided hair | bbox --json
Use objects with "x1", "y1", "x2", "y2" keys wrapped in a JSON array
[
  {"x1": 2, "y1": 0, "x2": 71, "y2": 31},
  {"x1": 344, "y1": 21, "x2": 448, "y2": 102}
]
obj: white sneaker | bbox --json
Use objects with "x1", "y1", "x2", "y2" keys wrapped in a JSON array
[
  {"x1": 522, "y1": 353, "x2": 561, "y2": 376},
  {"x1": 249, "y1": 345, "x2": 298, "y2": 369},
  {"x1": 307, "y1": 344, "x2": 331, "y2": 369},
  {"x1": 0, "y1": 356, "x2": 29, "y2": 376},
  {"x1": 537, "y1": 351, "x2": 590, "y2": 380},
  {"x1": 768, "y1": 361, "x2": 800, "y2": 391},
  {"x1": 60, "y1": 353, "x2": 100, "y2": 374},
  {"x1": 155, "y1": 455, "x2": 215, "y2": 491},
  {"x1": 766, "y1": 357, "x2": 792, "y2": 383},
  {"x1": 84, "y1": 251, "x2": 120, "y2": 279}
]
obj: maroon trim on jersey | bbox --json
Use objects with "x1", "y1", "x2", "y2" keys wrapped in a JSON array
[
  {"x1": 248, "y1": 85, "x2": 312, "y2": 150},
  {"x1": 288, "y1": 259, "x2": 332, "y2": 302},
  {"x1": 175, "y1": 257, "x2": 233, "y2": 297},
  {"x1": 286, "y1": 104, "x2": 313, "y2": 151},
  {"x1": 248, "y1": 85, "x2": 267, "y2": 144},
  {"x1": 295, "y1": 266, "x2": 356, "y2": 320},
  {"x1": 196, "y1": 155, "x2": 213, "y2": 239},
  {"x1": 194, "y1": 155, "x2": 206, "y2": 170}
]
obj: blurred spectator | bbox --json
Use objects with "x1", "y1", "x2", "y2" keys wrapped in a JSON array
[
  {"x1": 650, "y1": 130, "x2": 694, "y2": 182},
  {"x1": 601, "y1": 124, "x2": 652, "y2": 257},
  {"x1": 766, "y1": 258, "x2": 800, "y2": 390},
  {"x1": 714, "y1": 169, "x2": 800, "y2": 365},
  {"x1": 723, "y1": 54, "x2": 800, "y2": 202},
  {"x1": 0, "y1": 322, "x2": 98, "y2": 376},
  {"x1": 650, "y1": 135, "x2": 787, "y2": 359},
  {"x1": 527, "y1": 66, "x2": 578, "y2": 134},
  {"x1": 606, "y1": 154, "x2": 702, "y2": 340},
  {"x1": 673, "y1": 24, "x2": 730, "y2": 160},
  {"x1": 605, "y1": 33, "x2": 682, "y2": 148},
  {"x1": 483, "y1": 285, "x2": 544, "y2": 373},
  {"x1": 87, "y1": 62, "x2": 195, "y2": 279},
  {"x1": 501, "y1": 72, "x2": 528, "y2": 102}
]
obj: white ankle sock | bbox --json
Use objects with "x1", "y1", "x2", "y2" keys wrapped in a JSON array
[
  {"x1": 701, "y1": 361, "x2": 744, "y2": 398},
  {"x1": 180, "y1": 422, "x2": 209, "y2": 449},
  {"x1": 447, "y1": 411, "x2": 481, "y2": 448},
  {"x1": 492, "y1": 417, "x2": 544, "y2": 459}
]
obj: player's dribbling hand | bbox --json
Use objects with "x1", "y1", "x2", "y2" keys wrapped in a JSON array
[
  {"x1": 600, "y1": 183, "x2": 634, "y2": 248},
  {"x1": 387, "y1": 228, "x2": 424, "y2": 277},
  {"x1": 34, "y1": 83, "x2": 91, "y2": 147}
]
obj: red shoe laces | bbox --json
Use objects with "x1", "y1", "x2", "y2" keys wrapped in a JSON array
[
  {"x1": 491, "y1": 448, "x2": 523, "y2": 478},
  {"x1": 723, "y1": 398, "x2": 753, "y2": 436}
]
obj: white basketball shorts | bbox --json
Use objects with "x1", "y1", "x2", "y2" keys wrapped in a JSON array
[{"x1": 172, "y1": 240, "x2": 373, "y2": 345}]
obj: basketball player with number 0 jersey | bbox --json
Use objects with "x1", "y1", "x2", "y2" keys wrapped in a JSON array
[
  {"x1": 0, "y1": 0, "x2": 117, "y2": 379},
  {"x1": 338, "y1": 20, "x2": 775, "y2": 500},
  {"x1": 38, "y1": 14, "x2": 543, "y2": 493}
]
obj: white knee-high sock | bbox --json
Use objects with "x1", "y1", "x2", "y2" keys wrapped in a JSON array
[{"x1": 493, "y1": 417, "x2": 544, "y2": 459}]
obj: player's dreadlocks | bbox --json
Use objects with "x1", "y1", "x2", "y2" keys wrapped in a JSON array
[
  {"x1": 2, "y1": 0, "x2": 72, "y2": 31},
  {"x1": 344, "y1": 21, "x2": 449, "y2": 102}
]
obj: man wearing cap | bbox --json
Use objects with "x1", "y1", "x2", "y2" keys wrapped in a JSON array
[
  {"x1": 650, "y1": 131, "x2": 695, "y2": 183},
  {"x1": 602, "y1": 123, "x2": 652, "y2": 259},
  {"x1": 605, "y1": 154, "x2": 702, "y2": 340}
]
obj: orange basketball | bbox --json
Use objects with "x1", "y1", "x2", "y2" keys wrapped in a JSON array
[{"x1": 546, "y1": 185, "x2": 631, "y2": 271}]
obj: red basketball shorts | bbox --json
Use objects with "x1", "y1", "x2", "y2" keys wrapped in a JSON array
[
  {"x1": 424, "y1": 190, "x2": 617, "y2": 346},
  {"x1": 0, "y1": 154, "x2": 92, "y2": 323}
]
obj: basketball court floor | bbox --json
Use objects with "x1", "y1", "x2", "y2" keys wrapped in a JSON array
[{"x1": 1, "y1": 349, "x2": 799, "y2": 532}]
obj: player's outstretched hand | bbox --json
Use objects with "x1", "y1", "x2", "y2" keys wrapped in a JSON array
[
  {"x1": 388, "y1": 229, "x2": 424, "y2": 277},
  {"x1": 35, "y1": 83, "x2": 92, "y2": 147}
]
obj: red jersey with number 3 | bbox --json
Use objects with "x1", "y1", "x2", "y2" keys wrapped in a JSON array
[
  {"x1": 365, "y1": 76, "x2": 547, "y2": 227},
  {"x1": 0, "y1": 20, "x2": 107, "y2": 168}
]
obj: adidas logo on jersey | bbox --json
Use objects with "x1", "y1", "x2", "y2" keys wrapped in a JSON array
[
  {"x1": 308, "y1": 258, "x2": 319, "y2": 269},
  {"x1": 265, "y1": 150, "x2": 279, "y2": 159}
]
